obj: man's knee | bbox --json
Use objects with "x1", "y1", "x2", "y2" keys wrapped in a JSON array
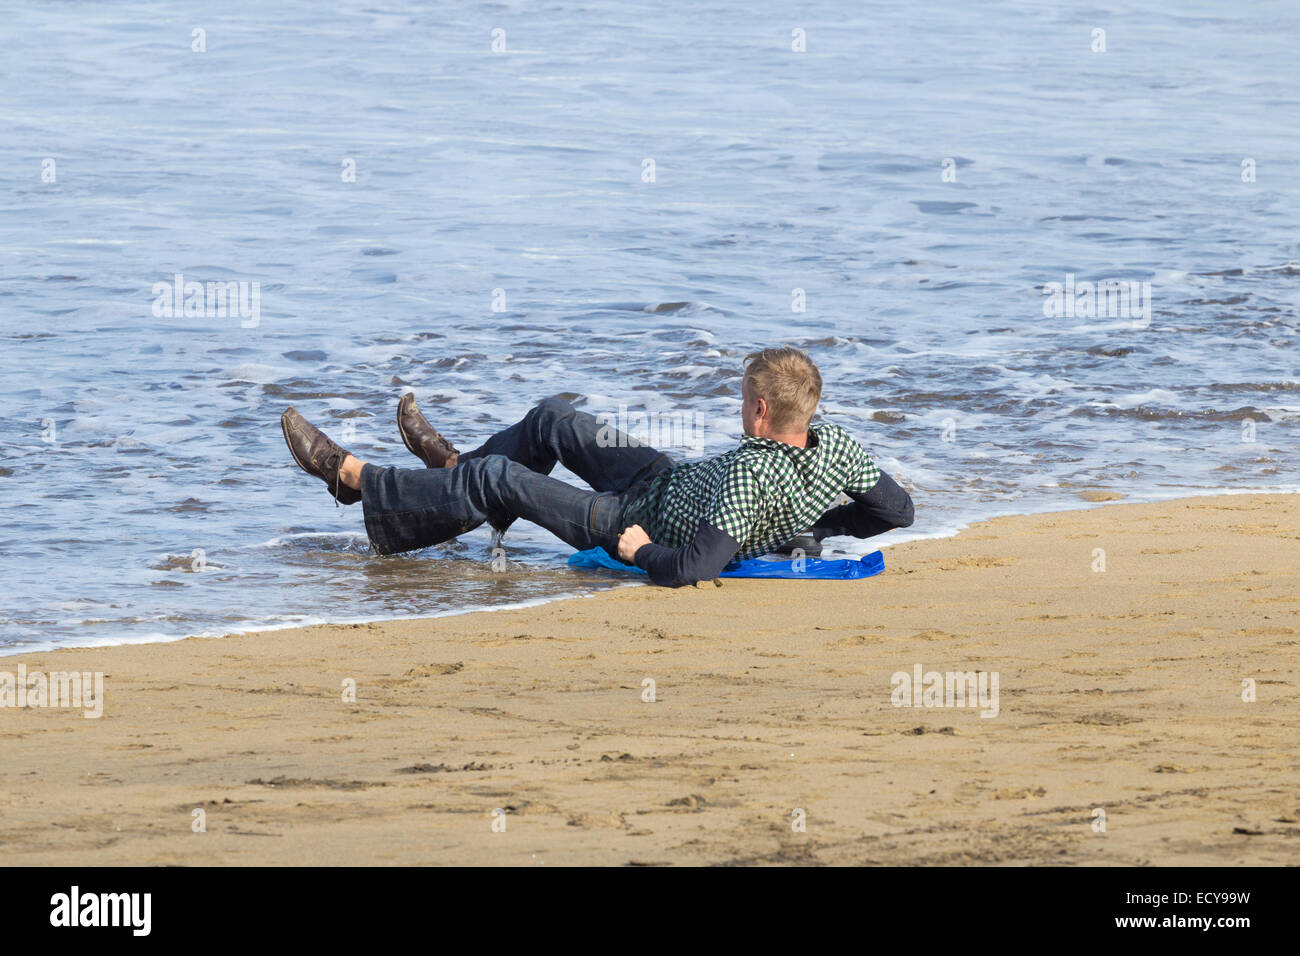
[{"x1": 533, "y1": 396, "x2": 576, "y2": 421}]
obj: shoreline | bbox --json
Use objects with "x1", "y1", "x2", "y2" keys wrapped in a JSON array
[
  {"x1": 2, "y1": 492, "x2": 1296, "y2": 865},
  {"x1": 9, "y1": 484, "x2": 1298, "y2": 659}
]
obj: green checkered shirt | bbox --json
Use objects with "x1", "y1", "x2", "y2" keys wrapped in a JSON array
[{"x1": 623, "y1": 422, "x2": 882, "y2": 559}]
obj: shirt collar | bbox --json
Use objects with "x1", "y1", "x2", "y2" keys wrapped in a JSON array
[{"x1": 739, "y1": 427, "x2": 819, "y2": 455}]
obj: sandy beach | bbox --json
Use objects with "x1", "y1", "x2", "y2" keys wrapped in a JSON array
[{"x1": 2, "y1": 493, "x2": 1296, "y2": 866}]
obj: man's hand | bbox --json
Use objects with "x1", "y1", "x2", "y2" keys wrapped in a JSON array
[{"x1": 617, "y1": 524, "x2": 652, "y2": 563}]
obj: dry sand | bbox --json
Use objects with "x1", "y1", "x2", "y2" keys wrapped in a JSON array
[{"x1": 2, "y1": 494, "x2": 1296, "y2": 866}]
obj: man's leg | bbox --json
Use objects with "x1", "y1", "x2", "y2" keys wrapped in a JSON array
[
  {"x1": 356, "y1": 453, "x2": 627, "y2": 557},
  {"x1": 460, "y1": 397, "x2": 672, "y2": 493}
]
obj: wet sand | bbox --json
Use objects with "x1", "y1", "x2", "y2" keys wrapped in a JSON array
[{"x1": 2, "y1": 494, "x2": 1296, "y2": 865}]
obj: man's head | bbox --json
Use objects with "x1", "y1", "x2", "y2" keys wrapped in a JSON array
[{"x1": 741, "y1": 346, "x2": 822, "y2": 440}]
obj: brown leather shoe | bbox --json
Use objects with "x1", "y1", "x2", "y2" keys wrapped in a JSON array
[
  {"x1": 397, "y1": 392, "x2": 459, "y2": 468},
  {"x1": 280, "y1": 406, "x2": 361, "y2": 505}
]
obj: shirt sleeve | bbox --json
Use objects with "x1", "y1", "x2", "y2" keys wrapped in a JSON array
[
  {"x1": 633, "y1": 522, "x2": 740, "y2": 587},
  {"x1": 809, "y1": 468, "x2": 914, "y2": 538},
  {"x1": 841, "y1": 432, "x2": 882, "y2": 494}
]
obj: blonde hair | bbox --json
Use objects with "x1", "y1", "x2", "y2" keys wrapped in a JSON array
[{"x1": 742, "y1": 346, "x2": 822, "y2": 431}]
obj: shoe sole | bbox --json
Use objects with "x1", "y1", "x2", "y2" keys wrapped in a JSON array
[
  {"x1": 396, "y1": 394, "x2": 428, "y2": 465},
  {"x1": 398, "y1": 392, "x2": 458, "y2": 468},
  {"x1": 281, "y1": 408, "x2": 314, "y2": 476},
  {"x1": 282, "y1": 407, "x2": 358, "y2": 503}
]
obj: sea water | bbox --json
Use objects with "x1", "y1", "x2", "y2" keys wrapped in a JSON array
[{"x1": 1, "y1": 0, "x2": 1297, "y2": 652}]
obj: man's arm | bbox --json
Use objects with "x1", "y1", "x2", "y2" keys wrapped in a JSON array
[
  {"x1": 810, "y1": 469, "x2": 914, "y2": 540},
  {"x1": 622, "y1": 522, "x2": 739, "y2": 588}
]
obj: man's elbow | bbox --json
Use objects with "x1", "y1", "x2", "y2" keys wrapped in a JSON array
[{"x1": 893, "y1": 493, "x2": 915, "y2": 528}]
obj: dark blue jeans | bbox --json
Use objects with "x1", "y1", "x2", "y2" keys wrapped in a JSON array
[{"x1": 360, "y1": 397, "x2": 673, "y2": 557}]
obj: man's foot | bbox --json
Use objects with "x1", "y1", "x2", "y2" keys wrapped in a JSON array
[
  {"x1": 280, "y1": 407, "x2": 362, "y2": 505},
  {"x1": 397, "y1": 393, "x2": 459, "y2": 468},
  {"x1": 771, "y1": 533, "x2": 823, "y2": 558}
]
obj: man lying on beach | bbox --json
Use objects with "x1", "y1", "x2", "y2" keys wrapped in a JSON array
[{"x1": 280, "y1": 346, "x2": 914, "y2": 587}]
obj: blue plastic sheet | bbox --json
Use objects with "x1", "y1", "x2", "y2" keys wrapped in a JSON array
[{"x1": 568, "y1": 547, "x2": 885, "y2": 580}]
